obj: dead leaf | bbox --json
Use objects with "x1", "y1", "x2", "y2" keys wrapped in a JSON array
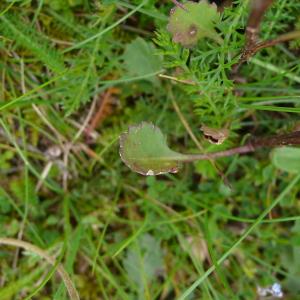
[{"x1": 201, "y1": 125, "x2": 229, "y2": 145}]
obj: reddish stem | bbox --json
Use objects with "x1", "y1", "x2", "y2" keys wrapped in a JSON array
[
  {"x1": 184, "y1": 131, "x2": 300, "y2": 162},
  {"x1": 171, "y1": 0, "x2": 187, "y2": 11}
]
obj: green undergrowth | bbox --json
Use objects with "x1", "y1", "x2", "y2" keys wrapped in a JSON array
[{"x1": 0, "y1": 0, "x2": 300, "y2": 299}]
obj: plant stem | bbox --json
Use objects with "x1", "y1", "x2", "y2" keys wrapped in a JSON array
[
  {"x1": 254, "y1": 30, "x2": 300, "y2": 53},
  {"x1": 171, "y1": 0, "x2": 187, "y2": 11},
  {"x1": 252, "y1": 130, "x2": 300, "y2": 148},
  {"x1": 183, "y1": 144, "x2": 254, "y2": 161},
  {"x1": 238, "y1": 30, "x2": 300, "y2": 65},
  {"x1": 246, "y1": 0, "x2": 274, "y2": 44},
  {"x1": 233, "y1": 0, "x2": 300, "y2": 68},
  {"x1": 182, "y1": 131, "x2": 300, "y2": 162}
]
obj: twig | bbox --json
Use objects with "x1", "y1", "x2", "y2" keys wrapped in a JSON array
[{"x1": 0, "y1": 238, "x2": 80, "y2": 300}]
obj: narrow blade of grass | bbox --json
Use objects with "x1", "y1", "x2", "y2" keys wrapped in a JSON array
[
  {"x1": 63, "y1": 0, "x2": 148, "y2": 53},
  {"x1": 240, "y1": 103, "x2": 300, "y2": 113}
]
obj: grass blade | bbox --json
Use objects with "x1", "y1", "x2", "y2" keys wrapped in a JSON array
[{"x1": 178, "y1": 174, "x2": 300, "y2": 300}]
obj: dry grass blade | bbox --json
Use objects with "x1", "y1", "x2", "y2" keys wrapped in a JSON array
[{"x1": 0, "y1": 238, "x2": 80, "y2": 300}]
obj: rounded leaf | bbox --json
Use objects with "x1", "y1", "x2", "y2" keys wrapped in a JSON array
[
  {"x1": 119, "y1": 122, "x2": 185, "y2": 175},
  {"x1": 272, "y1": 147, "x2": 300, "y2": 173},
  {"x1": 167, "y1": 0, "x2": 220, "y2": 47}
]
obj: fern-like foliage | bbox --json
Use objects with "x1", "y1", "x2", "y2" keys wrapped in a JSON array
[
  {"x1": 154, "y1": 19, "x2": 239, "y2": 127},
  {"x1": 261, "y1": 0, "x2": 300, "y2": 39},
  {"x1": 0, "y1": 14, "x2": 65, "y2": 74}
]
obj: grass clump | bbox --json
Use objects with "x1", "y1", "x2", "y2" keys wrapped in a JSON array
[{"x1": 0, "y1": 1, "x2": 300, "y2": 299}]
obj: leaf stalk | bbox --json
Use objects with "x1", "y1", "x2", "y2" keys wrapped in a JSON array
[{"x1": 182, "y1": 131, "x2": 300, "y2": 162}]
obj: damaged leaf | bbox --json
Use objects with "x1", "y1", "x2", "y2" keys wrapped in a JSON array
[
  {"x1": 167, "y1": 0, "x2": 221, "y2": 47},
  {"x1": 201, "y1": 125, "x2": 229, "y2": 145}
]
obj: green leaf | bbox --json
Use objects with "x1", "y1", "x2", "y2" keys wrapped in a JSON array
[
  {"x1": 123, "y1": 37, "x2": 163, "y2": 85},
  {"x1": 119, "y1": 122, "x2": 185, "y2": 175},
  {"x1": 123, "y1": 234, "x2": 165, "y2": 297},
  {"x1": 167, "y1": 0, "x2": 220, "y2": 47},
  {"x1": 272, "y1": 147, "x2": 300, "y2": 173}
]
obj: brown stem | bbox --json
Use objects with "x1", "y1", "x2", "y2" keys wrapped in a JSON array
[
  {"x1": 252, "y1": 130, "x2": 300, "y2": 148},
  {"x1": 237, "y1": 30, "x2": 300, "y2": 66},
  {"x1": 246, "y1": 0, "x2": 274, "y2": 44},
  {"x1": 252, "y1": 30, "x2": 300, "y2": 53},
  {"x1": 232, "y1": 0, "x2": 274, "y2": 72},
  {"x1": 183, "y1": 131, "x2": 300, "y2": 162},
  {"x1": 235, "y1": 3, "x2": 300, "y2": 70},
  {"x1": 171, "y1": 0, "x2": 187, "y2": 11}
]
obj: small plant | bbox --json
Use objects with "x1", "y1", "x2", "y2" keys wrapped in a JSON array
[
  {"x1": 120, "y1": 122, "x2": 300, "y2": 175},
  {"x1": 2, "y1": 0, "x2": 300, "y2": 299},
  {"x1": 119, "y1": 0, "x2": 300, "y2": 177}
]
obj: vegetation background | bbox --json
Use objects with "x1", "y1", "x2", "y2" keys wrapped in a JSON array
[{"x1": 0, "y1": 0, "x2": 300, "y2": 299}]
